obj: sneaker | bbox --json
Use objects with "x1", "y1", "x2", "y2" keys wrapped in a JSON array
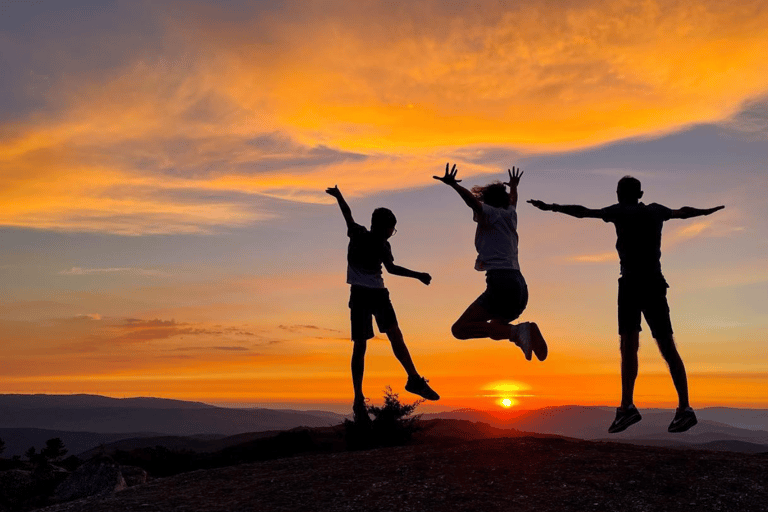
[
  {"x1": 352, "y1": 399, "x2": 371, "y2": 425},
  {"x1": 405, "y1": 375, "x2": 440, "y2": 400},
  {"x1": 668, "y1": 407, "x2": 698, "y2": 433},
  {"x1": 514, "y1": 323, "x2": 533, "y2": 361},
  {"x1": 517, "y1": 322, "x2": 548, "y2": 361},
  {"x1": 608, "y1": 405, "x2": 642, "y2": 433}
]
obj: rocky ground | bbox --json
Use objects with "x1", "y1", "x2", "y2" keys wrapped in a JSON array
[{"x1": 34, "y1": 436, "x2": 768, "y2": 512}]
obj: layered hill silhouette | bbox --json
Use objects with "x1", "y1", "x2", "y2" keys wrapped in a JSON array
[
  {"x1": 1, "y1": 395, "x2": 767, "y2": 458},
  {"x1": 0, "y1": 394, "x2": 346, "y2": 457}
]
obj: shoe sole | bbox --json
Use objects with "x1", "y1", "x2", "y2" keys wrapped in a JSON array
[
  {"x1": 528, "y1": 322, "x2": 548, "y2": 361},
  {"x1": 608, "y1": 413, "x2": 642, "y2": 433},
  {"x1": 405, "y1": 383, "x2": 440, "y2": 401},
  {"x1": 405, "y1": 387, "x2": 440, "y2": 400}
]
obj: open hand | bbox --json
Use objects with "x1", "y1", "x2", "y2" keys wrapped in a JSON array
[
  {"x1": 527, "y1": 199, "x2": 551, "y2": 211},
  {"x1": 707, "y1": 205, "x2": 726, "y2": 215},
  {"x1": 325, "y1": 185, "x2": 342, "y2": 198},
  {"x1": 505, "y1": 166, "x2": 523, "y2": 188},
  {"x1": 433, "y1": 163, "x2": 462, "y2": 185}
]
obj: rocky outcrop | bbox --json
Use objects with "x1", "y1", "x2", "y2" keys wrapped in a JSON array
[
  {"x1": 119, "y1": 465, "x2": 148, "y2": 487},
  {"x1": 53, "y1": 456, "x2": 126, "y2": 502}
]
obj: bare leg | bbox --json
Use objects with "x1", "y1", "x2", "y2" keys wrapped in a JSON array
[
  {"x1": 619, "y1": 331, "x2": 640, "y2": 409},
  {"x1": 386, "y1": 324, "x2": 418, "y2": 377},
  {"x1": 655, "y1": 334, "x2": 690, "y2": 410},
  {"x1": 351, "y1": 340, "x2": 367, "y2": 404}
]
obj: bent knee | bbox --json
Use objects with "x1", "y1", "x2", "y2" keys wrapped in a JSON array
[
  {"x1": 655, "y1": 335, "x2": 678, "y2": 358},
  {"x1": 451, "y1": 322, "x2": 470, "y2": 340}
]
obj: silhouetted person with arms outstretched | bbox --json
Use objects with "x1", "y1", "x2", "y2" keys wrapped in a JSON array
[
  {"x1": 434, "y1": 164, "x2": 548, "y2": 361},
  {"x1": 326, "y1": 185, "x2": 439, "y2": 424},
  {"x1": 529, "y1": 176, "x2": 724, "y2": 433}
]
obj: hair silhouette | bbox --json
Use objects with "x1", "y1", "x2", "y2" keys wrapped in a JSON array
[
  {"x1": 371, "y1": 207, "x2": 397, "y2": 230},
  {"x1": 617, "y1": 176, "x2": 643, "y2": 205},
  {"x1": 471, "y1": 182, "x2": 510, "y2": 209}
]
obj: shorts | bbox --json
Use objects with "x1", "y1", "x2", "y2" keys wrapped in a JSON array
[
  {"x1": 349, "y1": 285, "x2": 398, "y2": 342},
  {"x1": 476, "y1": 269, "x2": 528, "y2": 323},
  {"x1": 618, "y1": 274, "x2": 673, "y2": 339}
]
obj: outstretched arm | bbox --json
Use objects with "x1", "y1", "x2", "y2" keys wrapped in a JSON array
[
  {"x1": 383, "y1": 260, "x2": 431, "y2": 285},
  {"x1": 325, "y1": 185, "x2": 355, "y2": 228},
  {"x1": 527, "y1": 200, "x2": 606, "y2": 219},
  {"x1": 433, "y1": 163, "x2": 482, "y2": 215},
  {"x1": 505, "y1": 167, "x2": 523, "y2": 207},
  {"x1": 669, "y1": 205, "x2": 725, "y2": 219}
]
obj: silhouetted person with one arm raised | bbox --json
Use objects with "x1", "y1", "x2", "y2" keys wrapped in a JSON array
[
  {"x1": 529, "y1": 176, "x2": 724, "y2": 433},
  {"x1": 326, "y1": 185, "x2": 439, "y2": 424},
  {"x1": 434, "y1": 163, "x2": 548, "y2": 361}
]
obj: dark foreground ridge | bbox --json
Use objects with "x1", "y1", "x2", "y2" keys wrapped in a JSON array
[{"x1": 35, "y1": 434, "x2": 767, "y2": 512}]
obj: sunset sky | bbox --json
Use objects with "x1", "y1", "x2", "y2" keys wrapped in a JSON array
[{"x1": 1, "y1": 0, "x2": 766, "y2": 413}]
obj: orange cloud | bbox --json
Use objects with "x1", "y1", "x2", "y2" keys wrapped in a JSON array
[
  {"x1": 572, "y1": 252, "x2": 618, "y2": 263},
  {"x1": 2, "y1": 0, "x2": 768, "y2": 235}
]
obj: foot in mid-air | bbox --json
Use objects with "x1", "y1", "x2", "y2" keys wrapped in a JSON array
[
  {"x1": 405, "y1": 375, "x2": 440, "y2": 400},
  {"x1": 515, "y1": 322, "x2": 548, "y2": 361},
  {"x1": 608, "y1": 404, "x2": 642, "y2": 433},
  {"x1": 668, "y1": 407, "x2": 697, "y2": 433},
  {"x1": 352, "y1": 399, "x2": 372, "y2": 425}
]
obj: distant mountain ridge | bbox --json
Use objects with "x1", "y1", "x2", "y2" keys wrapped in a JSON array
[
  {"x1": 0, "y1": 394, "x2": 347, "y2": 440},
  {"x1": 0, "y1": 394, "x2": 215, "y2": 410}
]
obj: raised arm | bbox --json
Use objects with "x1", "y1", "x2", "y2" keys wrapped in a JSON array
[
  {"x1": 433, "y1": 163, "x2": 482, "y2": 215},
  {"x1": 505, "y1": 167, "x2": 523, "y2": 207},
  {"x1": 325, "y1": 185, "x2": 355, "y2": 228},
  {"x1": 527, "y1": 200, "x2": 606, "y2": 219},
  {"x1": 669, "y1": 205, "x2": 724, "y2": 219}
]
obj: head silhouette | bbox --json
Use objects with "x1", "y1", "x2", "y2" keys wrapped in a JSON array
[
  {"x1": 471, "y1": 182, "x2": 509, "y2": 208},
  {"x1": 617, "y1": 176, "x2": 643, "y2": 205},
  {"x1": 371, "y1": 207, "x2": 397, "y2": 238}
]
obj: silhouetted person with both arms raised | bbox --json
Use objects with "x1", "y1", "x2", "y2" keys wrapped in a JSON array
[
  {"x1": 326, "y1": 185, "x2": 439, "y2": 424},
  {"x1": 434, "y1": 164, "x2": 548, "y2": 361},
  {"x1": 529, "y1": 176, "x2": 724, "y2": 433}
]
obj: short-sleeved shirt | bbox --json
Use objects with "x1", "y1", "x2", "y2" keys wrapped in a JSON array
[
  {"x1": 473, "y1": 203, "x2": 520, "y2": 271},
  {"x1": 599, "y1": 202, "x2": 673, "y2": 277},
  {"x1": 346, "y1": 223, "x2": 394, "y2": 288}
]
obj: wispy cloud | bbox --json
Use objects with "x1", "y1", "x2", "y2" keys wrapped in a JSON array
[
  {"x1": 571, "y1": 252, "x2": 618, "y2": 263},
  {"x1": 278, "y1": 324, "x2": 342, "y2": 334},
  {"x1": 675, "y1": 221, "x2": 713, "y2": 240},
  {"x1": 59, "y1": 267, "x2": 165, "y2": 276},
  {"x1": 74, "y1": 313, "x2": 102, "y2": 321},
  {"x1": 720, "y1": 96, "x2": 768, "y2": 138},
  {"x1": 669, "y1": 219, "x2": 745, "y2": 243}
]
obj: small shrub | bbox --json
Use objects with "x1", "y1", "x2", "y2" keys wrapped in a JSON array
[{"x1": 344, "y1": 386, "x2": 423, "y2": 450}]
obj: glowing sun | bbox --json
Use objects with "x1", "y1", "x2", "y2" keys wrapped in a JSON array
[{"x1": 501, "y1": 398, "x2": 513, "y2": 407}]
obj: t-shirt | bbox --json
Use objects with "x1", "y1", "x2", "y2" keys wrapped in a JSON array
[
  {"x1": 346, "y1": 223, "x2": 394, "y2": 288},
  {"x1": 599, "y1": 202, "x2": 673, "y2": 277},
  {"x1": 473, "y1": 203, "x2": 520, "y2": 271}
]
